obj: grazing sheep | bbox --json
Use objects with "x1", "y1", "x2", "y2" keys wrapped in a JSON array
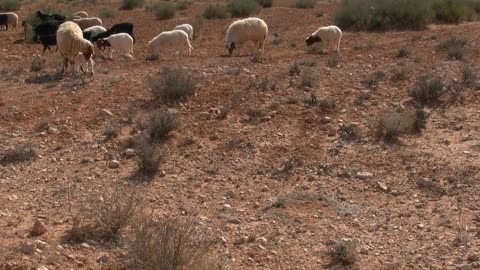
[
  {"x1": 56, "y1": 21, "x2": 95, "y2": 75},
  {"x1": 35, "y1": 10, "x2": 66, "y2": 23},
  {"x1": 72, "y1": 11, "x2": 88, "y2": 18},
  {"x1": 72, "y1": 15, "x2": 82, "y2": 20},
  {"x1": 92, "y1": 23, "x2": 135, "y2": 44},
  {"x1": 83, "y1": 25, "x2": 107, "y2": 41},
  {"x1": 148, "y1": 29, "x2": 193, "y2": 57},
  {"x1": 73, "y1": 17, "x2": 102, "y2": 30},
  {"x1": 173, "y1": 23, "x2": 193, "y2": 40},
  {"x1": 305, "y1": 25, "x2": 342, "y2": 53},
  {"x1": 96, "y1": 33, "x2": 134, "y2": 59},
  {"x1": 225, "y1": 17, "x2": 268, "y2": 57},
  {"x1": 0, "y1": 12, "x2": 18, "y2": 31},
  {"x1": 74, "y1": 52, "x2": 94, "y2": 74},
  {"x1": 34, "y1": 22, "x2": 60, "y2": 53},
  {"x1": 0, "y1": 14, "x2": 8, "y2": 31}
]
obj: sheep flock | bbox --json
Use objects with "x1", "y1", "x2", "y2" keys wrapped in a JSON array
[{"x1": 3, "y1": 10, "x2": 343, "y2": 77}]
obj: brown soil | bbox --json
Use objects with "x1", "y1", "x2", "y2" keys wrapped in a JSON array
[{"x1": 1, "y1": 0, "x2": 480, "y2": 269}]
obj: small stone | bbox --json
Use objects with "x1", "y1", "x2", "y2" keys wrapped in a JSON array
[
  {"x1": 225, "y1": 190, "x2": 236, "y2": 199},
  {"x1": 125, "y1": 148, "x2": 135, "y2": 157},
  {"x1": 256, "y1": 237, "x2": 267, "y2": 245},
  {"x1": 108, "y1": 160, "x2": 120, "y2": 169},
  {"x1": 320, "y1": 117, "x2": 332, "y2": 124},
  {"x1": 37, "y1": 266, "x2": 49, "y2": 270},
  {"x1": 47, "y1": 127, "x2": 59, "y2": 134},
  {"x1": 22, "y1": 243, "x2": 37, "y2": 255},
  {"x1": 458, "y1": 264, "x2": 471, "y2": 270},
  {"x1": 261, "y1": 186, "x2": 269, "y2": 192},
  {"x1": 80, "y1": 243, "x2": 91, "y2": 249},
  {"x1": 34, "y1": 240, "x2": 49, "y2": 250},
  {"x1": 97, "y1": 254, "x2": 109, "y2": 264},
  {"x1": 234, "y1": 236, "x2": 248, "y2": 246},
  {"x1": 101, "y1": 109, "x2": 114, "y2": 116},
  {"x1": 219, "y1": 236, "x2": 227, "y2": 244},
  {"x1": 32, "y1": 219, "x2": 47, "y2": 236},
  {"x1": 417, "y1": 223, "x2": 425, "y2": 229},
  {"x1": 228, "y1": 218, "x2": 241, "y2": 224},
  {"x1": 356, "y1": 172, "x2": 374, "y2": 179},
  {"x1": 377, "y1": 181, "x2": 388, "y2": 192},
  {"x1": 167, "y1": 108, "x2": 177, "y2": 114},
  {"x1": 159, "y1": 170, "x2": 166, "y2": 177}
]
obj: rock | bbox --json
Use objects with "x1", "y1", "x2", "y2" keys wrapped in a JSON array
[
  {"x1": 234, "y1": 236, "x2": 249, "y2": 246},
  {"x1": 458, "y1": 264, "x2": 471, "y2": 270},
  {"x1": 228, "y1": 218, "x2": 241, "y2": 224},
  {"x1": 219, "y1": 236, "x2": 227, "y2": 244},
  {"x1": 37, "y1": 266, "x2": 49, "y2": 270},
  {"x1": 167, "y1": 108, "x2": 177, "y2": 114},
  {"x1": 159, "y1": 170, "x2": 166, "y2": 177},
  {"x1": 80, "y1": 243, "x2": 91, "y2": 249},
  {"x1": 32, "y1": 219, "x2": 47, "y2": 236},
  {"x1": 225, "y1": 190, "x2": 236, "y2": 199},
  {"x1": 320, "y1": 117, "x2": 332, "y2": 124},
  {"x1": 34, "y1": 240, "x2": 49, "y2": 250},
  {"x1": 101, "y1": 109, "x2": 114, "y2": 116},
  {"x1": 417, "y1": 223, "x2": 425, "y2": 229},
  {"x1": 356, "y1": 172, "x2": 373, "y2": 179},
  {"x1": 47, "y1": 127, "x2": 59, "y2": 134},
  {"x1": 377, "y1": 181, "x2": 388, "y2": 192},
  {"x1": 261, "y1": 186, "x2": 269, "y2": 192},
  {"x1": 97, "y1": 254, "x2": 109, "y2": 264},
  {"x1": 125, "y1": 148, "x2": 135, "y2": 157},
  {"x1": 256, "y1": 237, "x2": 267, "y2": 245},
  {"x1": 108, "y1": 160, "x2": 120, "y2": 169},
  {"x1": 270, "y1": 101, "x2": 281, "y2": 109},
  {"x1": 22, "y1": 243, "x2": 37, "y2": 255}
]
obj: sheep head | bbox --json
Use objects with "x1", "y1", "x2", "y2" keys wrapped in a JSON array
[
  {"x1": 83, "y1": 42, "x2": 95, "y2": 60},
  {"x1": 96, "y1": 39, "x2": 111, "y2": 50},
  {"x1": 305, "y1": 35, "x2": 321, "y2": 47},
  {"x1": 227, "y1": 42, "x2": 236, "y2": 56}
]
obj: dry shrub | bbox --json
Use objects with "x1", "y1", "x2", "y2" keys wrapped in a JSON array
[
  {"x1": 67, "y1": 188, "x2": 139, "y2": 242},
  {"x1": 362, "y1": 71, "x2": 385, "y2": 88},
  {"x1": 148, "y1": 67, "x2": 197, "y2": 103},
  {"x1": 145, "y1": 111, "x2": 179, "y2": 143},
  {"x1": 390, "y1": 67, "x2": 409, "y2": 82},
  {"x1": 130, "y1": 215, "x2": 224, "y2": 270},
  {"x1": 0, "y1": 144, "x2": 36, "y2": 166},
  {"x1": 135, "y1": 139, "x2": 164, "y2": 175},
  {"x1": 121, "y1": 0, "x2": 144, "y2": 10},
  {"x1": 375, "y1": 110, "x2": 427, "y2": 143},
  {"x1": 338, "y1": 123, "x2": 361, "y2": 142},
  {"x1": 409, "y1": 74, "x2": 445, "y2": 107},
  {"x1": 461, "y1": 64, "x2": 476, "y2": 86},
  {"x1": 397, "y1": 47, "x2": 410, "y2": 58},
  {"x1": 203, "y1": 4, "x2": 229, "y2": 19},
  {"x1": 327, "y1": 239, "x2": 358, "y2": 267}
]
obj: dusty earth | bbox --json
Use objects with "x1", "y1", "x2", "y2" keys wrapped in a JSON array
[{"x1": 1, "y1": 0, "x2": 480, "y2": 269}]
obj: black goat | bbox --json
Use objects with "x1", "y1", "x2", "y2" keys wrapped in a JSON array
[
  {"x1": 34, "y1": 22, "x2": 60, "y2": 53},
  {"x1": 35, "y1": 10, "x2": 66, "y2": 23},
  {"x1": 92, "y1": 23, "x2": 135, "y2": 44},
  {"x1": 0, "y1": 14, "x2": 8, "y2": 31}
]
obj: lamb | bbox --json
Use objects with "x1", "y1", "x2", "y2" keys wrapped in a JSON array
[
  {"x1": 147, "y1": 29, "x2": 193, "y2": 57},
  {"x1": 74, "y1": 52, "x2": 94, "y2": 74},
  {"x1": 92, "y1": 23, "x2": 135, "y2": 44},
  {"x1": 83, "y1": 25, "x2": 106, "y2": 41},
  {"x1": 0, "y1": 12, "x2": 18, "y2": 31},
  {"x1": 73, "y1": 17, "x2": 102, "y2": 30},
  {"x1": 72, "y1": 11, "x2": 88, "y2": 18},
  {"x1": 96, "y1": 33, "x2": 134, "y2": 59},
  {"x1": 173, "y1": 23, "x2": 193, "y2": 40},
  {"x1": 225, "y1": 17, "x2": 268, "y2": 57},
  {"x1": 305, "y1": 25, "x2": 342, "y2": 54},
  {"x1": 56, "y1": 21, "x2": 95, "y2": 75}
]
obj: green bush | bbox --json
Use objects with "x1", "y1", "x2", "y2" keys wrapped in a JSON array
[
  {"x1": 99, "y1": 8, "x2": 115, "y2": 18},
  {"x1": 256, "y1": 0, "x2": 272, "y2": 8},
  {"x1": 176, "y1": 0, "x2": 189, "y2": 10},
  {"x1": 295, "y1": 0, "x2": 315, "y2": 9},
  {"x1": 150, "y1": 2, "x2": 176, "y2": 20},
  {"x1": 203, "y1": 4, "x2": 229, "y2": 19},
  {"x1": 0, "y1": 0, "x2": 20, "y2": 11},
  {"x1": 121, "y1": 0, "x2": 144, "y2": 10},
  {"x1": 228, "y1": 0, "x2": 260, "y2": 17},
  {"x1": 433, "y1": 0, "x2": 475, "y2": 23}
]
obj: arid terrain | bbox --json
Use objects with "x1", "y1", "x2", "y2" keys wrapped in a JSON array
[{"x1": 1, "y1": 0, "x2": 480, "y2": 269}]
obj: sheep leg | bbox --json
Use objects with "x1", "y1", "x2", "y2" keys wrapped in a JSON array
[
  {"x1": 336, "y1": 36, "x2": 342, "y2": 53},
  {"x1": 109, "y1": 49, "x2": 114, "y2": 59},
  {"x1": 89, "y1": 59, "x2": 95, "y2": 76},
  {"x1": 61, "y1": 57, "x2": 68, "y2": 74}
]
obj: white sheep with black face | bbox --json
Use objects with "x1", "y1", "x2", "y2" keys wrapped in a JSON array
[
  {"x1": 225, "y1": 17, "x2": 268, "y2": 57},
  {"x1": 305, "y1": 25, "x2": 342, "y2": 54},
  {"x1": 96, "y1": 33, "x2": 134, "y2": 59}
]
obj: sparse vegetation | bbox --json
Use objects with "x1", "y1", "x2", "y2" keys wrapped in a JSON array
[
  {"x1": 256, "y1": 0, "x2": 272, "y2": 8},
  {"x1": 297, "y1": 59, "x2": 316, "y2": 67},
  {"x1": 409, "y1": 74, "x2": 446, "y2": 106},
  {"x1": 0, "y1": 145, "x2": 36, "y2": 166},
  {"x1": 121, "y1": 0, "x2": 144, "y2": 10},
  {"x1": 300, "y1": 72, "x2": 315, "y2": 87},
  {"x1": 397, "y1": 47, "x2": 410, "y2": 58},
  {"x1": 306, "y1": 44, "x2": 324, "y2": 55},
  {"x1": 30, "y1": 55, "x2": 44, "y2": 72},
  {"x1": 289, "y1": 62, "x2": 301, "y2": 76},
  {"x1": 461, "y1": 64, "x2": 476, "y2": 86},
  {"x1": 305, "y1": 94, "x2": 336, "y2": 112},
  {"x1": 228, "y1": 0, "x2": 260, "y2": 17},
  {"x1": 148, "y1": 67, "x2": 197, "y2": 103},
  {"x1": 103, "y1": 126, "x2": 120, "y2": 141},
  {"x1": 203, "y1": 4, "x2": 229, "y2": 19},
  {"x1": 130, "y1": 216, "x2": 222, "y2": 270},
  {"x1": 145, "y1": 53, "x2": 159, "y2": 61},
  {"x1": 339, "y1": 123, "x2": 361, "y2": 142},
  {"x1": 136, "y1": 139, "x2": 164, "y2": 175},
  {"x1": 375, "y1": 110, "x2": 427, "y2": 143},
  {"x1": 327, "y1": 240, "x2": 358, "y2": 267},
  {"x1": 99, "y1": 8, "x2": 115, "y2": 18},
  {"x1": 390, "y1": 67, "x2": 409, "y2": 82},
  {"x1": 295, "y1": 0, "x2": 315, "y2": 9},
  {"x1": 176, "y1": 0, "x2": 190, "y2": 10},
  {"x1": 150, "y1": 1, "x2": 176, "y2": 20},
  {"x1": 362, "y1": 71, "x2": 386, "y2": 88},
  {"x1": 145, "y1": 112, "x2": 179, "y2": 143},
  {"x1": 192, "y1": 14, "x2": 204, "y2": 37},
  {"x1": 327, "y1": 55, "x2": 340, "y2": 68},
  {"x1": 0, "y1": 0, "x2": 21, "y2": 11},
  {"x1": 315, "y1": 11, "x2": 324, "y2": 17},
  {"x1": 437, "y1": 38, "x2": 466, "y2": 60},
  {"x1": 246, "y1": 107, "x2": 267, "y2": 123}
]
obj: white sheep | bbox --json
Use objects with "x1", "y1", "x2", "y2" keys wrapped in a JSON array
[
  {"x1": 73, "y1": 17, "x2": 102, "y2": 30},
  {"x1": 0, "y1": 12, "x2": 18, "y2": 31},
  {"x1": 75, "y1": 52, "x2": 95, "y2": 74},
  {"x1": 305, "y1": 25, "x2": 342, "y2": 54},
  {"x1": 148, "y1": 29, "x2": 193, "y2": 57},
  {"x1": 96, "y1": 33, "x2": 134, "y2": 59},
  {"x1": 225, "y1": 17, "x2": 268, "y2": 57},
  {"x1": 72, "y1": 11, "x2": 88, "y2": 18},
  {"x1": 56, "y1": 21, "x2": 95, "y2": 75},
  {"x1": 173, "y1": 23, "x2": 193, "y2": 40},
  {"x1": 83, "y1": 25, "x2": 106, "y2": 39}
]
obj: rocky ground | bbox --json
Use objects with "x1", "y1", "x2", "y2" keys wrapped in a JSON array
[{"x1": 1, "y1": 0, "x2": 480, "y2": 269}]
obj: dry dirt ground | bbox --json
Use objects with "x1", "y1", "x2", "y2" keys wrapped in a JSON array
[{"x1": 1, "y1": 0, "x2": 480, "y2": 269}]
